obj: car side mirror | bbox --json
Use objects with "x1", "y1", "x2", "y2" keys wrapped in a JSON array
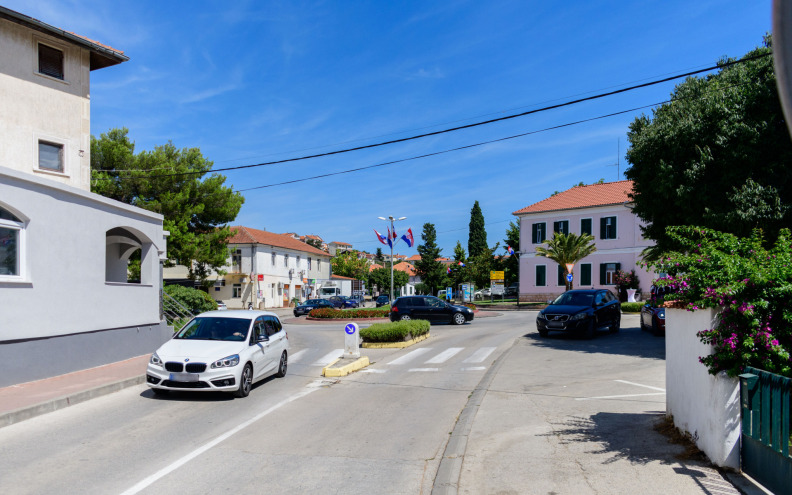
[{"x1": 257, "y1": 334, "x2": 269, "y2": 343}]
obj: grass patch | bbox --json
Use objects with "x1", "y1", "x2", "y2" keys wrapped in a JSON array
[{"x1": 360, "y1": 320, "x2": 430, "y2": 343}]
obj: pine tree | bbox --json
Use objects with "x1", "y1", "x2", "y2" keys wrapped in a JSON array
[
  {"x1": 415, "y1": 223, "x2": 447, "y2": 295},
  {"x1": 468, "y1": 201, "x2": 487, "y2": 258}
]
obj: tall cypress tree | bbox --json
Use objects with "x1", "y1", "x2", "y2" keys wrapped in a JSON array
[
  {"x1": 468, "y1": 200, "x2": 487, "y2": 258},
  {"x1": 415, "y1": 223, "x2": 447, "y2": 295}
]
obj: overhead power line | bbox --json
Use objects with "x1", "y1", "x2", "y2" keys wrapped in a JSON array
[{"x1": 92, "y1": 51, "x2": 771, "y2": 181}]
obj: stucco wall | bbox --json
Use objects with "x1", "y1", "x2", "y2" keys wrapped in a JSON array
[
  {"x1": 0, "y1": 18, "x2": 92, "y2": 190},
  {"x1": 0, "y1": 167, "x2": 167, "y2": 341},
  {"x1": 665, "y1": 307, "x2": 741, "y2": 469}
]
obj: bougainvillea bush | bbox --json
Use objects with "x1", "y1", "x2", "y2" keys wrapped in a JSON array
[{"x1": 645, "y1": 226, "x2": 792, "y2": 378}]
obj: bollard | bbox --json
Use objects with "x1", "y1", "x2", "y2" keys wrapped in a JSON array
[{"x1": 344, "y1": 323, "x2": 360, "y2": 358}]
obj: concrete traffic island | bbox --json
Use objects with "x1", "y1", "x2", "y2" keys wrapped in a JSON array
[{"x1": 322, "y1": 356, "x2": 370, "y2": 377}]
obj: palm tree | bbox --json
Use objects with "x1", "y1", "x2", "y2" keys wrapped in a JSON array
[{"x1": 535, "y1": 232, "x2": 597, "y2": 291}]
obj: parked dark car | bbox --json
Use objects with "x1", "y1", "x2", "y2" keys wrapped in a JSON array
[
  {"x1": 640, "y1": 285, "x2": 668, "y2": 336},
  {"x1": 293, "y1": 298, "x2": 334, "y2": 317},
  {"x1": 328, "y1": 295, "x2": 359, "y2": 309},
  {"x1": 389, "y1": 295, "x2": 474, "y2": 325},
  {"x1": 536, "y1": 289, "x2": 621, "y2": 338},
  {"x1": 504, "y1": 283, "x2": 519, "y2": 298},
  {"x1": 375, "y1": 295, "x2": 390, "y2": 307}
]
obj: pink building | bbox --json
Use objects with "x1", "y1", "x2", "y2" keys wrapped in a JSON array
[{"x1": 512, "y1": 180, "x2": 655, "y2": 302}]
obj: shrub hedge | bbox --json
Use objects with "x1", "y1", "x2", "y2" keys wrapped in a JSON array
[
  {"x1": 308, "y1": 307, "x2": 389, "y2": 319},
  {"x1": 359, "y1": 320, "x2": 430, "y2": 343},
  {"x1": 620, "y1": 302, "x2": 644, "y2": 313}
]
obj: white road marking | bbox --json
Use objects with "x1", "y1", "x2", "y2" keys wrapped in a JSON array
[
  {"x1": 121, "y1": 383, "x2": 321, "y2": 495},
  {"x1": 387, "y1": 348, "x2": 433, "y2": 365},
  {"x1": 461, "y1": 367, "x2": 487, "y2": 371},
  {"x1": 426, "y1": 347, "x2": 464, "y2": 364},
  {"x1": 288, "y1": 349, "x2": 308, "y2": 363},
  {"x1": 576, "y1": 392, "x2": 666, "y2": 401},
  {"x1": 614, "y1": 380, "x2": 666, "y2": 392},
  {"x1": 409, "y1": 368, "x2": 439, "y2": 372},
  {"x1": 463, "y1": 347, "x2": 496, "y2": 363},
  {"x1": 360, "y1": 369, "x2": 387, "y2": 374},
  {"x1": 312, "y1": 349, "x2": 343, "y2": 367}
]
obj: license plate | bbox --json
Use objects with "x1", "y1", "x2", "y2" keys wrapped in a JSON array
[
  {"x1": 548, "y1": 321, "x2": 564, "y2": 328},
  {"x1": 169, "y1": 372, "x2": 199, "y2": 382}
]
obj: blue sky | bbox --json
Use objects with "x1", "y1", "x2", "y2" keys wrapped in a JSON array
[{"x1": 6, "y1": 1, "x2": 772, "y2": 256}]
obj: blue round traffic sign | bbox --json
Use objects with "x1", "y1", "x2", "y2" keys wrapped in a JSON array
[{"x1": 345, "y1": 323, "x2": 357, "y2": 335}]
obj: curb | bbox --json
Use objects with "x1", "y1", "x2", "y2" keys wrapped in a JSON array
[
  {"x1": 322, "y1": 356, "x2": 371, "y2": 377},
  {"x1": 361, "y1": 332, "x2": 430, "y2": 349},
  {"x1": 0, "y1": 375, "x2": 145, "y2": 429}
]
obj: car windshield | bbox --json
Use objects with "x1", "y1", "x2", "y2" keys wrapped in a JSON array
[
  {"x1": 175, "y1": 317, "x2": 250, "y2": 341},
  {"x1": 552, "y1": 292, "x2": 594, "y2": 307},
  {"x1": 377, "y1": 296, "x2": 388, "y2": 301},
  {"x1": 305, "y1": 299, "x2": 323, "y2": 305}
]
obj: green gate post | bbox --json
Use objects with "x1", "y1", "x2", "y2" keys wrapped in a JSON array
[{"x1": 739, "y1": 372, "x2": 759, "y2": 437}]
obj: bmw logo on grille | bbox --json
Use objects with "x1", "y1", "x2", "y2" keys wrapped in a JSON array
[{"x1": 184, "y1": 358, "x2": 190, "y2": 362}]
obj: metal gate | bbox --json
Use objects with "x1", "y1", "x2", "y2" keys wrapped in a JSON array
[{"x1": 739, "y1": 366, "x2": 792, "y2": 494}]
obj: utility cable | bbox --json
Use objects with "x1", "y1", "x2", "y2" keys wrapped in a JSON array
[{"x1": 91, "y1": 51, "x2": 771, "y2": 180}]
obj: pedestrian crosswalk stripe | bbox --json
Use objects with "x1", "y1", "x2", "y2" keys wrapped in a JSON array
[
  {"x1": 409, "y1": 368, "x2": 439, "y2": 372},
  {"x1": 463, "y1": 347, "x2": 496, "y2": 363},
  {"x1": 289, "y1": 349, "x2": 308, "y2": 364},
  {"x1": 426, "y1": 347, "x2": 464, "y2": 364},
  {"x1": 312, "y1": 349, "x2": 343, "y2": 366},
  {"x1": 387, "y1": 347, "x2": 433, "y2": 365},
  {"x1": 461, "y1": 366, "x2": 486, "y2": 371}
]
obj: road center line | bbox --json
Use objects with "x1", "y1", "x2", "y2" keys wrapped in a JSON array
[
  {"x1": 614, "y1": 379, "x2": 666, "y2": 392},
  {"x1": 120, "y1": 384, "x2": 320, "y2": 495},
  {"x1": 576, "y1": 392, "x2": 666, "y2": 401}
]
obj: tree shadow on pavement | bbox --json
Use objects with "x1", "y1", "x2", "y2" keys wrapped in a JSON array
[
  {"x1": 542, "y1": 412, "x2": 740, "y2": 495},
  {"x1": 522, "y1": 325, "x2": 665, "y2": 361}
]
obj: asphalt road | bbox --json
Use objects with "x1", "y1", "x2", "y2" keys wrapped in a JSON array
[{"x1": 0, "y1": 311, "x2": 678, "y2": 495}]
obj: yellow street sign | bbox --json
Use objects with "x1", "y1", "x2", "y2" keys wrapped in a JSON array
[{"x1": 490, "y1": 271, "x2": 505, "y2": 280}]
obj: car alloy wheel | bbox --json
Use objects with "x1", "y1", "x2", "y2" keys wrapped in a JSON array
[
  {"x1": 584, "y1": 320, "x2": 596, "y2": 339},
  {"x1": 235, "y1": 364, "x2": 253, "y2": 398},
  {"x1": 276, "y1": 352, "x2": 287, "y2": 378},
  {"x1": 610, "y1": 317, "x2": 621, "y2": 333},
  {"x1": 453, "y1": 313, "x2": 466, "y2": 325},
  {"x1": 400, "y1": 314, "x2": 411, "y2": 321}
]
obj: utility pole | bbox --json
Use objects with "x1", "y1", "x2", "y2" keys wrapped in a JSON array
[{"x1": 377, "y1": 215, "x2": 406, "y2": 302}]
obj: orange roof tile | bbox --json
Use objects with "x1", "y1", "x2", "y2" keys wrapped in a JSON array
[
  {"x1": 406, "y1": 254, "x2": 422, "y2": 262},
  {"x1": 330, "y1": 275, "x2": 357, "y2": 280},
  {"x1": 369, "y1": 263, "x2": 384, "y2": 272},
  {"x1": 331, "y1": 241, "x2": 352, "y2": 246},
  {"x1": 228, "y1": 226, "x2": 330, "y2": 257},
  {"x1": 513, "y1": 180, "x2": 634, "y2": 215},
  {"x1": 394, "y1": 263, "x2": 417, "y2": 276}
]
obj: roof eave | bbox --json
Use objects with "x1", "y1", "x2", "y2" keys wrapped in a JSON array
[{"x1": 513, "y1": 201, "x2": 633, "y2": 216}]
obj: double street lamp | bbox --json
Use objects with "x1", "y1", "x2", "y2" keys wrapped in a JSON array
[{"x1": 377, "y1": 215, "x2": 407, "y2": 302}]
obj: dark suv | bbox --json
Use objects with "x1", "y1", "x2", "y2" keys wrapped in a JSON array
[
  {"x1": 536, "y1": 289, "x2": 620, "y2": 338},
  {"x1": 390, "y1": 296, "x2": 474, "y2": 325},
  {"x1": 375, "y1": 295, "x2": 390, "y2": 307}
]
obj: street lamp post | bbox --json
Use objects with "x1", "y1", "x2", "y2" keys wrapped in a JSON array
[{"x1": 377, "y1": 215, "x2": 406, "y2": 302}]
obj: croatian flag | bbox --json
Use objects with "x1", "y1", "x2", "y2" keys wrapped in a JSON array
[
  {"x1": 506, "y1": 245, "x2": 515, "y2": 255},
  {"x1": 386, "y1": 228, "x2": 393, "y2": 248},
  {"x1": 458, "y1": 262, "x2": 465, "y2": 267},
  {"x1": 447, "y1": 267, "x2": 452, "y2": 275},
  {"x1": 401, "y1": 228, "x2": 414, "y2": 248},
  {"x1": 374, "y1": 229, "x2": 388, "y2": 245}
]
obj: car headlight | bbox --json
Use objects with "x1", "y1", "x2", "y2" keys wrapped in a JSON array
[
  {"x1": 570, "y1": 312, "x2": 588, "y2": 320},
  {"x1": 150, "y1": 352, "x2": 163, "y2": 366},
  {"x1": 210, "y1": 354, "x2": 240, "y2": 369},
  {"x1": 537, "y1": 313, "x2": 546, "y2": 320},
  {"x1": 657, "y1": 310, "x2": 665, "y2": 319}
]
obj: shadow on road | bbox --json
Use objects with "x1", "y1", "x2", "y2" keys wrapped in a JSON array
[{"x1": 522, "y1": 325, "x2": 665, "y2": 361}]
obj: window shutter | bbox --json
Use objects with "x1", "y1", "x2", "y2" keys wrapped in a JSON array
[
  {"x1": 553, "y1": 221, "x2": 559, "y2": 234},
  {"x1": 558, "y1": 265, "x2": 565, "y2": 286},
  {"x1": 600, "y1": 218, "x2": 606, "y2": 239},
  {"x1": 615, "y1": 262, "x2": 621, "y2": 272},
  {"x1": 38, "y1": 44, "x2": 64, "y2": 79},
  {"x1": 581, "y1": 218, "x2": 592, "y2": 236},
  {"x1": 536, "y1": 265, "x2": 546, "y2": 286},
  {"x1": 581, "y1": 264, "x2": 591, "y2": 286},
  {"x1": 600, "y1": 264, "x2": 606, "y2": 285},
  {"x1": 611, "y1": 217, "x2": 617, "y2": 239},
  {"x1": 532, "y1": 224, "x2": 538, "y2": 243}
]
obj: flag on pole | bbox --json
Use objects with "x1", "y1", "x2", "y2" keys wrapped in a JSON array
[
  {"x1": 386, "y1": 228, "x2": 393, "y2": 248},
  {"x1": 374, "y1": 229, "x2": 388, "y2": 245},
  {"x1": 458, "y1": 262, "x2": 465, "y2": 267},
  {"x1": 506, "y1": 245, "x2": 515, "y2": 255},
  {"x1": 401, "y1": 228, "x2": 414, "y2": 248},
  {"x1": 447, "y1": 267, "x2": 452, "y2": 274}
]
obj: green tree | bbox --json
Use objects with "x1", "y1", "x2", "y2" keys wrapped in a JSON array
[
  {"x1": 468, "y1": 200, "x2": 488, "y2": 258},
  {"x1": 375, "y1": 248, "x2": 385, "y2": 265},
  {"x1": 466, "y1": 243, "x2": 500, "y2": 289},
  {"x1": 415, "y1": 223, "x2": 447, "y2": 295},
  {"x1": 330, "y1": 250, "x2": 369, "y2": 280},
  {"x1": 625, "y1": 39, "x2": 791, "y2": 259},
  {"x1": 447, "y1": 241, "x2": 468, "y2": 287},
  {"x1": 91, "y1": 128, "x2": 244, "y2": 287},
  {"x1": 503, "y1": 221, "x2": 520, "y2": 284},
  {"x1": 535, "y1": 232, "x2": 597, "y2": 290},
  {"x1": 368, "y1": 266, "x2": 408, "y2": 295}
]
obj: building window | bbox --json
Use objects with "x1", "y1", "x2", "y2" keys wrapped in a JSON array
[
  {"x1": 38, "y1": 44, "x2": 64, "y2": 80},
  {"x1": 580, "y1": 263, "x2": 592, "y2": 286},
  {"x1": 600, "y1": 216, "x2": 617, "y2": 239},
  {"x1": 535, "y1": 265, "x2": 546, "y2": 287},
  {"x1": 553, "y1": 220, "x2": 569, "y2": 235},
  {"x1": 557, "y1": 265, "x2": 566, "y2": 286},
  {"x1": 0, "y1": 206, "x2": 24, "y2": 278},
  {"x1": 581, "y1": 218, "x2": 592, "y2": 236},
  {"x1": 600, "y1": 262, "x2": 621, "y2": 285},
  {"x1": 296, "y1": 256, "x2": 301, "y2": 267},
  {"x1": 232, "y1": 284, "x2": 242, "y2": 298},
  {"x1": 308, "y1": 257, "x2": 312, "y2": 270},
  {"x1": 38, "y1": 141, "x2": 64, "y2": 172},
  {"x1": 231, "y1": 249, "x2": 241, "y2": 269},
  {"x1": 284, "y1": 253, "x2": 289, "y2": 267},
  {"x1": 317, "y1": 259, "x2": 321, "y2": 271},
  {"x1": 272, "y1": 252, "x2": 276, "y2": 266},
  {"x1": 532, "y1": 223, "x2": 546, "y2": 244}
]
